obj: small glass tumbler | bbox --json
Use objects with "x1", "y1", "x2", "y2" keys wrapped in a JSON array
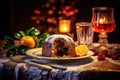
[{"x1": 76, "y1": 22, "x2": 94, "y2": 47}]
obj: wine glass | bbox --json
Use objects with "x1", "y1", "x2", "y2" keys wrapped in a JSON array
[{"x1": 91, "y1": 7, "x2": 116, "y2": 47}]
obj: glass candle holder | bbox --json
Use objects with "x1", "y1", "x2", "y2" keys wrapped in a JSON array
[{"x1": 59, "y1": 20, "x2": 71, "y2": 34}]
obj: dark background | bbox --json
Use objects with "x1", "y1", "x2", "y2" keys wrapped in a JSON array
[{"x1": 0, "y1": 0, "x2": 120, "y2": 43}]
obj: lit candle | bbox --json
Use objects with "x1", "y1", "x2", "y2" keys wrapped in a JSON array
[{"x1": 59, "y1": 20, "x2": 71, "y2": 33}]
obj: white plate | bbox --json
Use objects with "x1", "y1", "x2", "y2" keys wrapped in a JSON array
[{"x1": 26, "y1": 48, "x2": 94, "y2": 63}]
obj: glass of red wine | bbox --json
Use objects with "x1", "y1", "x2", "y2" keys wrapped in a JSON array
[{"x1": 91, "y1": 7, "x2": 116, "y2": 46}]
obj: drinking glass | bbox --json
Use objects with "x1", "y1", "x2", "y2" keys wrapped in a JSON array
[
  {"x1": 76, "y1": 22, "x2": 94, "y2": 48},
  {"x1": 91, "y1": 7, "x2": 116, "y2": 46}
]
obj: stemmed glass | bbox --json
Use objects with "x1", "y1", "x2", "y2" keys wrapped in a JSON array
[{"x1": 91, "y1": 7, "x2": 116, "y2": 46}]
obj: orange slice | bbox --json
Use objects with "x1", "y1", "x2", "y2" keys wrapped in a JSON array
[{"x1": 75, "y1": 45, "x2": 88, "y2": 56}]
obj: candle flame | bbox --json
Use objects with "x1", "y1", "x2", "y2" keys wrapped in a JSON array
[{"x1": 59, "y1": 20, "x2": 70, "y2": 33}]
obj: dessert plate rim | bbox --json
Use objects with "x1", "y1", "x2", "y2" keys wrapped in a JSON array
[{"x1": 26, "y1": 48, "x2": 94, "y2": 62}]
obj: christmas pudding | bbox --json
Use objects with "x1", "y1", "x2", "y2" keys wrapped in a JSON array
[{"x1": 42, "y1": 34, "x2": 76, "y2": 58}]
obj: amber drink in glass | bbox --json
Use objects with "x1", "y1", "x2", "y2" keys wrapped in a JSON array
[{"x1": 92, "y1": 7, "x2": 116, "y2": 46}]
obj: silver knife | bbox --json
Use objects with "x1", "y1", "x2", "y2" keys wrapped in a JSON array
[
  {"x1": 11, "y1": 55, "x2": 67, "y2": 71},
  {"x1": 24, "y1": 58, "x2": 67, "y2": 71}
]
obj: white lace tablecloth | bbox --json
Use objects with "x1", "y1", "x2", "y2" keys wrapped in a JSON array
[{"x1": 0, "y1": 55, "x2": 120, "y2": 80}]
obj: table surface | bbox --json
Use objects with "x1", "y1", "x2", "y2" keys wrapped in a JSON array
[
  {"x1": 0, "y1": 42, "x2": 120, "y2": 80},
  {"x1": 0, "y1": 55, "x2": 120, "y2": 80}
]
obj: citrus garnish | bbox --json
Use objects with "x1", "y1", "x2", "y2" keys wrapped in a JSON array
[
  {"x1": 75, "y1": 45, "x2": 88, "y2": 56},
  {"x1": 19, "y1": 36, "x2": 36, "y2": 48}
]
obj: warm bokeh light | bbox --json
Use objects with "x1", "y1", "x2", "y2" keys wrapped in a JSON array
[
  {"x1": 34, "y1": 9, "x2": 41, "y2": 15},
  {"x1": 36, "y1": 20, "x2": 40, "y2": 24},
  {"x1": 30, "y1": 0, "x2": 79, "y2": 34}
]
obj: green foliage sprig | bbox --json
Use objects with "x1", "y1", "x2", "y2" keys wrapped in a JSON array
[{"x1": 3, "y1": 27, "x2": 50, "y2": 57}]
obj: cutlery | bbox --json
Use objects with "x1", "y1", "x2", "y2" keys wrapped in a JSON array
[
  {"x1": 24, "y1": 58, "x2": 67, "y2": 71},
  {"x1": 10, "y1": 55, "x2": 67, "y2": 71}
]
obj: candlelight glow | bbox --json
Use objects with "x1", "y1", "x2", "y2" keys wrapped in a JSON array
[
  {"x1": 99, "y1": 17, "x2": 107, "y2": 23},
  {"x1": 59, "y1": 20, "x2": 70, "y2": 33}
]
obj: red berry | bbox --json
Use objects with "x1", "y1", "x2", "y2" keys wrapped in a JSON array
[
  {"x1": 90, "y1": 49, "x2": 99, "y2": 56},
  {"x1": 97, "y1": 54, "x2": 105, "y2": 61},
  {"x1": 111, "y1": 53, "x2": 119, "y2": 60}
]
